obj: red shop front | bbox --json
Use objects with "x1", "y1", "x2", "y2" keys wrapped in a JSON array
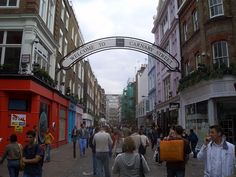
[{"x1": 0, "y1": 75, "x2": 69, "y2": 155}]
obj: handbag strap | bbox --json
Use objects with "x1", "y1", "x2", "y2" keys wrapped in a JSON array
[
  {"x1": 139, "y1": 153, "x2": 144, "y2": 173},
  {"x1": 17, "y1": 143, "x2": 23, "y2": 158}
]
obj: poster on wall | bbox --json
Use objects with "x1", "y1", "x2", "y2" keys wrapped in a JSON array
[
  {"x1": 11, "y1": 114, "x2": 26, "y2": 127},
  {"x1": 38, "y1": 103, "x2": 49, "y2": 144}
]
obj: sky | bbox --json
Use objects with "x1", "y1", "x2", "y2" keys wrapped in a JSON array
[{"x1": 71, "y1": 0, "x2": 159, "y2": 94}]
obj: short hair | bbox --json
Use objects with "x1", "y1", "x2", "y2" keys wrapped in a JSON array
[
  {"x1": 175, "y1": 125, "x2": 184, "y2": 135},
  {"x1": 26, "y1": 130, "x2": 36, "y2": 138},
  {"x1": 210, "y1": 125, "x2": 224, "y2": 136},
  {"x1": 10, "y1": 134, "x2": 17, "y2": 142},
  {"x1": 122, "y1": 137, "x2": 136, "y2": 152}
]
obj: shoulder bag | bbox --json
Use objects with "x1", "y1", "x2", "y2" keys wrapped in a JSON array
[{"x1": 139, "y1": 154, "x2": 145, "y2": 177}]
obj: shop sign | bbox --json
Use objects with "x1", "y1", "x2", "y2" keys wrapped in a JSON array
[
  {"x1": 11, "y1": 114, "x2": 26, "y2": 127},
  {"x1": 21, "y1": 54, "x2": 30, "y2": 63},
  {"x1": 15, "y1": 126, "x2": 23, "y2": 133}
]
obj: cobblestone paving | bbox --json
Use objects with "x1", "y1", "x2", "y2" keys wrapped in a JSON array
[{"x1": 0, "y1": 143, "x2": 204, "y2": 177}]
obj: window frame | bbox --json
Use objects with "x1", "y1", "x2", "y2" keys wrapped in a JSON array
[
  {"x1": 212, "y1": 41, "x2": 229, "y2": 67},
  {"x1": 0, "y1": 30, "x2": 22, "y2": 68},
  {"x1": 192, "y1": 10, "x2": 199, "y2": 31},
  {"x1": 208, "y1": 0, "x2": 224, "y2": 18},
  {"x1": 183, "y1": 22, "x2": 188, "y2": 41},
  {"x1": 0, "y1": 0, "x2": 20, "y2": 8}
]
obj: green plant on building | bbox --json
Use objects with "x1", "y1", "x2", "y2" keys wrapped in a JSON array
[{"x1": 178, "y1": 63, "x2": 236, "y2": 92}]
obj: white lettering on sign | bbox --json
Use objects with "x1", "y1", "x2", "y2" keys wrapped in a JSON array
[{"x1": 61, "y1": 37, "x2": 179, "y2": 71}]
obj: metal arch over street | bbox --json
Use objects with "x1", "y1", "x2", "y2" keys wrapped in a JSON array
[{"x1": 60, "y1": 36, "x2": 180, "y2": 72}]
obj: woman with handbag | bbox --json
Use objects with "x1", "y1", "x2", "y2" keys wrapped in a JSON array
[
  {"x1": 0, "y1": 134, "x2": 22, "y2": 177},
  {"x1": 112, "y1": 137, "x2": 150, "y2": 177}
]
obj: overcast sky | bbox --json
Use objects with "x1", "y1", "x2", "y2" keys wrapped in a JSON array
[{"x1": 71, "y1": 0, "x2": 159, "y2": 94}]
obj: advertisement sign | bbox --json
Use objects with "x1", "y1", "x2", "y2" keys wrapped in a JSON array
[
  {"x1": 15, "y1": 126, "x2": 23, "y2": 133},
  {"x1": 11, "y1": 114, "x2": 26, "y2": 127}
]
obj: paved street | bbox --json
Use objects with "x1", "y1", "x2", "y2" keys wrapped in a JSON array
[{"x1": 0, "y1": 143, "x2": 204, "y2": 177}]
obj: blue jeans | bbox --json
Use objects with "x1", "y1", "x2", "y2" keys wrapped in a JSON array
[
  {"x1": 95, "y1": 152, "x2": 110, "y2": 177},
  {"x1": 79, "y1": 138, "x2": 87, "y2": 156},
  {"x1": 92, "y1": 152, "x2": 97, "y2": 175},
  {"x1": 7, "y1": 159, "x2": 20, "y2": 177},
  {"x1": 167, "y1": 168, "x2": 185, "y2": 177},
  {"x1": 45, "y1": 144, "x2": 51, "y2": 161}
]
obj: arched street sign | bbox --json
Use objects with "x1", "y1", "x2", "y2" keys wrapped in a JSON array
[{"x1": 60, "y1": 36, "x2": 180, "y2": 72}]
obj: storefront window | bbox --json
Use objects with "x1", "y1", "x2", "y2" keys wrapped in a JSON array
[
  {"x1": 8, "y1": 99, "x2": 28, "y2": 111},
  {"x1": 185, "y1": 101, "x2": 209, "y2": 145},
  {"x1": 59, "y1": 108, "x2": 66, "y2": 141}
]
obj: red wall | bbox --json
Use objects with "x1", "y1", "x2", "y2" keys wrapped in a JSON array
[{"x1": 0, "y1": 78, "x2": 69, "y2": 155}]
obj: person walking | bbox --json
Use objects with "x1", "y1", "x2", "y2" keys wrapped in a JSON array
[
  {"x1": 112, "y1": 136, "x2": 150, "y2": 177},
  {"x1": 188, "y1": 129, "x2": 198, "y2": 158},
  {"x1": 197, "y1": 125, "x2": 235, "y2": 177},
  {"x1": 130, "y1": 127, "x2": 142, "y2": 154},
  {"x1": 165, "y1": 125, "x2": 191, "y2": 177},
  {"x1": 139, "y1": 126, "x2": 150, "y2": 157},
  {"x1": 89, "y1": 126, "x2": 99, "y2": 176},
  {"x1": 78, "y1": 123, "x2": 89, "y2": 157},
  {"x1": 71, "y1": 126, "x2": 78, "y2": 158},
  {"x1": 93, "y1": 125, "x2": 113, "y2": 177},
  {"x1": 0, "y1": 134, "x2": 22, "y2": 177},
  {"x1": 112, "y1": 130, "x2": 124, "y2": 157},
  {"x1": 44, "y1": 128, "x2": 54, "y2": 162},
  {"x1": 22, "y1": 130, "x2": 44, "y2": 177}
]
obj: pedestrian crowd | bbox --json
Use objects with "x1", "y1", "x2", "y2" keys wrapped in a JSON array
[{"x1": 0, "y1": 123, "x2": 235, "y2": 177}]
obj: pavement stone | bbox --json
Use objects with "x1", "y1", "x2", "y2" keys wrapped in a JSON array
[{"x1": 0, "y1": 143, "x2": 204, "y2": 177}]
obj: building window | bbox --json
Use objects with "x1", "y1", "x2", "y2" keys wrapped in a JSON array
[
  {"x1": 0, "y1": 30, "x2": 22, "y2": 70},
  {"x1": 0, "y1": 0, "x2": 19, "y2": 7},
  {"x1": 212, "y1": 41, "x2": 229, "y2": 67},
  {"x1": 65, "y1": 11, "x2": 69, "y2": 30},
  {"x1": 64, "y1": 38, "x2": 68, "y2": 56},
  {"x1": 208, "y1": 0, "x2": 224, "y2": 18},
  {"x1": 164, "y1": 41, "x2": 170, "y2": 53},
  {"x1": 195, "y1": 53, "x2": 202, "y2": 69},
  {"x1": 74, "y1": 33, "x2": 78, "y2": 47},
  {"x1": 47, "y1": 0, "x2": 55, "y2": 33},
  {"x1": 192, "y1": 10, "x2": 199, "y2": 31},
  {"x1": 9, "y1": 99, "x2": 28, "y2": 111},
  {"x1": 59, "y1": 29, "x2": 63, "y2": 54},
  {"x1": 185, "y1": 60, "x2": 190, "y2": 75},
  {"x1": 163, "y1": 76, "x2": 171, "y2": 101},
  {"x1": 183, "y1": 22, "x2": 188, "y2": 41},
  {"x1": 61, "y1": 0, "x2": 65, "y2": 22},
  {"x1": 71, "y1": 27, "x2": 74, "y2": 41},
  {"x1": 34, "y1": 43, "x2": 51, "y2": 72},
  {"x1": 39, "y1": 0, "x2": 47, "y2": 23},
  {"x1": 162, "y1": 14, "x2": 168, "y2": 35}
]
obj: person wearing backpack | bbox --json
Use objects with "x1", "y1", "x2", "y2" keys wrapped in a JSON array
[{"x1": 22, "y1": 130, "x2": 44, "y2": 177}]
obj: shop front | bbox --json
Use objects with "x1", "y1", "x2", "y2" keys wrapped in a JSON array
[
  {"x1": 180, "y1": 76, "x2": 236, "y2": 145},
  {"x1": 0, "y1": 76, "x2": 69, "y2": 155}
]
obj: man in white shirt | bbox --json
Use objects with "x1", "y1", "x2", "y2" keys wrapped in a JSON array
[
  {"x1": 93, "y1": 126, "x2": 113, "y2": 177},
  {"x1": 197, "y1": 125, "x2": 235, "y2": 177}
]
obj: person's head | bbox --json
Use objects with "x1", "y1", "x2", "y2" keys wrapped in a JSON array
[
  {"x1": 175, "y1": 125, "x2": 184, "y2": 136},
  {"x1": 26, "y1": 130, "x2": 36, "y2": 144},
  {"x1": 190, "y1": 129, "x2": 194, "y2": 134},
  {"x1": 122, "y1": 137, "x2": 136, "y2": 153},
  {"x1": 81, "y1": 123, "x2": 84, "y2": 128},
  {"x1": 139, "y1": 126, "x2": 144, "y2": 135},
  {"x1": 209, "y1": 125, "x2": 224, "y2": 142},
  {"x1": 10, "y1": 134, "x2": 17, "y2": 143}
]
